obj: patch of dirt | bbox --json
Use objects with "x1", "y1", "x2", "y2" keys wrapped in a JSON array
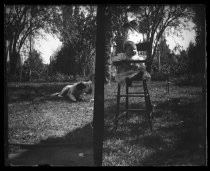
[{"x1": 8, "y1": 145, "x2": 94, "y2": 166}]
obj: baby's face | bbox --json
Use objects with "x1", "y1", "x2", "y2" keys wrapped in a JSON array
[{"x1": 125, "y1": 45, "x2": 138, "y2": 58}]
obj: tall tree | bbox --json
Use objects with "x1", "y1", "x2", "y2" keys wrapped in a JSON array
[
  {"x1": 128, "y1": 5, "x2": 195, "y2": 72},
  {"x1": 22, "y1": 50, "x2": 44, "y2": 81},
  {"x1": 5, "y1": 5, "x2": 59, "y2": 77},
  {"x1": 156, "y1": 35, "x2": 171, "y2": 71},
  {"x1": 75, "y1": 6, "x2": 97, "y2": 76},
  {"x1": 110, "y1": 6, "x2": 129, "y2": 54},
  {"x1": 48, "y1": 44, "x2": 77, "y2": 76},
  {"x1": 104, "y1": 6, "x2": 128, "y2": 81},
  {"x1": 189, "y1": 5, "x2": 206, "y2": 101},
  {"x1": 56, "y1": 5, "x2": 97, "y2": 76},
  {"x1": 104, "y1": 6, "x2": 113, "y2": 82}
]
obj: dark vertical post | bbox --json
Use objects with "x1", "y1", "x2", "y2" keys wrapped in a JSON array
[
  {"x1": 125, "y1": 82, "x2": 129, "y2": 118},
  {"x1": 202, "y1": 7, "x2": 206, "y2": 103},
  {"x1": 167, "y1": 65, "x2": 170, "y2": 94},
  {"x1": 114, "y1": 83, "x2": 121, "y2": 131},
  {"x1": 167, "y1": 76, "x2": 170, "y2": 94},
  {"x1": 143, "y1": 80, "x2": 152, "y2": 131},
  {"x1": 93, "y1": 5, "x2": 105, "y2": 166},
  {"x1": 4, "y1": 14, "x2": 8, "y2": 168},
  {"x1": 4, "y1": 5, "x2": 9, "y2": 166}
]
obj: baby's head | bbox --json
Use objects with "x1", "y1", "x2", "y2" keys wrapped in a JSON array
[{"x1": 123, "y1": 41, "x2": 138, "y2": 58}]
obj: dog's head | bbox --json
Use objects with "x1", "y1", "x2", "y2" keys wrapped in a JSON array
[
  {"x1": 76, "y1": 82, "x2": 87, "y2": 91},
  {"x1": 76, "y1": 81, "x2": 93, "y2": 94},
  {"x1": 82, "y1": 81, "x2": 93, "y2": 94}
]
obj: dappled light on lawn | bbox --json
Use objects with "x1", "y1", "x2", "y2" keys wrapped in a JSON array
[{"x1": 103, "y1": 81, "x2": 206, "y2": 166}]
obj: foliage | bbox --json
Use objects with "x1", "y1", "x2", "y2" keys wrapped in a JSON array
[
  {"x1": 151, "y1": 71, "x2": 168, "y2": 81},
  {"x1": 48, "y1": 44, "x2": 77, "y2": 76},
  {"x1": 104, "y1": 5, "x2": 195, "y2": 82},
  {"x1": 173, "y1": 73, "x2": 204, "y2": 86},
  {"x1": 151, "y1": 50, "x2": 189, "y2": 81},
  {"x1": 46, "y1": 72, "x2": 75, "y2": 82},
  {"x1": 156, "y1": 37, "x2": 171, "y2": 63},
  {"x1": 21, "y1": 50, "x2": 45, "y2": 81},
  {"x1": 187, "y1": 42, "x2": 204, "y2": 75},
  {"x1": 152, "y1": 5, "x2": 206, "y2": 81},
  {"x1": 127, "y1": 5, "x2": 195, "y2": 72},
  {"x1": 106, "y1": 6, "x2": 129, "y2": 54},
  {"x1": 104, "y1": 6, "x2": 129, "y2": 81},
  {"x1": 5, "y1": 5, "x2": 97, "y2": 82},
  {"x1": 191, "y1": 5, "x2": 206, "y2": 48},
  {"x1": 5, "y1": 5, "x2": 60, "y2": 76},
  {"x1": 171, "y1": 50, "x2": 188, "y2": 76},
  {"x1": 151, "y1": 42, "x2": 204, "y2": 84},
  {"x1": 190, "y1": 5, "x2": 206, "y2": 99},
  {"x1": 52, "y1": 6, "x2": 96, "y2": 77}
]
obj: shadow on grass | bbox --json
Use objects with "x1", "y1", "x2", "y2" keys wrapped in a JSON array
[
  {"x1": 7, "y1": 83, "x2": 94, "y2": 166},
  {"x1": 103, "y1": 94, "x2": 206, "y2": 166},
  {"x1": 8, "y1": 122, "x2": 94, "y2": 166}
]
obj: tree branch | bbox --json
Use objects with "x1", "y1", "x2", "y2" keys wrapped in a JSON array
[{"x1": 18, "y1": 26, "x2": 39, "y2": 53}]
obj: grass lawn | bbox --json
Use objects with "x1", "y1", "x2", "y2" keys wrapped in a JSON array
[
  {"x1": 6, "y1": 81, "x2": 206, "y2": 166},
  {"x1": 7, "y1": 82, "x2": 94, "y2": 166},
  {"x1": 103, "y1": 81, "x2": 206, "y2": 166}
]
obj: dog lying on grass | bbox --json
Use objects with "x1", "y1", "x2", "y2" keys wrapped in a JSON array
[{"x1": 51, "y1": 81, "x2": 92, "y2": 102}]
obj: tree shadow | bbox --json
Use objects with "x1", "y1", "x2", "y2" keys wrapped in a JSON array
[
  {"x1": 137, "y1": 98, "x2": 206, "y2": 165},
  {"x1": 104, "y1": 100, "x2": 151, "y2": 140},
  {"x1": 8, "y1": 122, "x2": 94, "y2": 166},
  {"x1": 7, "y1": 83, "x2": 95, "y2": 166},
  {"x1": 104, "y1": 94, "x2": 206, "y2": 166}
]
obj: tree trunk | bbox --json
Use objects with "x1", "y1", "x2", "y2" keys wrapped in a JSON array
[
  {"x1": 9, "y1": 35, "x2": 19, "y2": 77},
  {"x1": 29, "y1": 69, "x2": 32, "y2": 82},
  {"x1": 83, "y1": 67, "x2": 86, "y2": 77},
  {"x1": 146, "y1": 42, "x2": 153, "y2": 73},
  {"x1": 93, "y1": 5, "x2": 105, "y2": 166},
  {"x1": 5, "y1": 40, "x2": 11, "y2": 63},
  {"x1": 202, "y1": 73, "x2": 206, "y2": 102},
  {"x1": 158, "y1": 51, "x2": 161, "y2": 72},
  {"x1": 19, "y1": 62, "x2": 22, "y2": 82},
  {"x1": 9, "y1": 50, "x2": 19, "y2": 77},
  {"x1": 104, "y1": 9, "x2": 112, "y2": 82}
]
